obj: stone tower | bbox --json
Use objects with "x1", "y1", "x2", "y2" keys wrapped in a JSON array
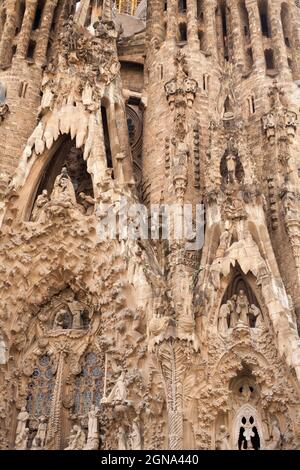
[{"x1": 0, "y1": 0, "x2": 300, "y2": 451}]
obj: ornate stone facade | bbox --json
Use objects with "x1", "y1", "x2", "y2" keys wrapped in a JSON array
[{"x1": 0, "y1": 0, "x2": 300, "y2": 451}]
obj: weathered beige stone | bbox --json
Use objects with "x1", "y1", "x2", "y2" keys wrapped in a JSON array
[{"x1": 0, "y1": 0, "x2": 300, "y2": 452}]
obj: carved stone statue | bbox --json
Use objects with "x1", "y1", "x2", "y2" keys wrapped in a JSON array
[
  {"x1": 15, "y1": 427, "x2": 29, "y2": 450},
  {"x1": 66, "y1": 294, "x2": 84, "y2": 329},
  {"x1": 215, "y1": 425, "x2": 230, "y2": 450},
  {"x1": 31, "y1": 190, "x2": 49, "y2": 222},
  {"x1": 65, "y1": 424, "x2": 86, "y2": 450},
  {"x1": 226, "y1": 153, "x2": 236, "y2": 183},
  {"x1": 51, "y1": 167, "x2": 76, "y2": 206},
  {"x1": 236, "y1": 289, "x2": 249, "y2": 324},
  {"x1": 118, "y1": 426, "x2": 127, "y2": 450},
  {"x1": 218, "y1": 303, "x2": 230, "y2": 335},
  {"x1": 0, "y1": 331, "x2": 8, "y2": 364},
  {"x1": 249, "y1": 304, "x2": 262, "y2": 327},
  {"x1": 32, "y1": 415, "x2": 47, "y2": 449},
  {"x1": 79, "y1": 192, "x2": 95, "y2": 215},
  {"x1": 16, "y1": 407, "x2": 29, "y2": 439},
  {"x1": 104, "y1": 371, "x2": 127, "y2": 403},
  {"x1": 216, "y1": 224, "x2": 232, "y2": 258},
  {"x1": 129, "y1": 418, "x2": 142, "y2": 450},
  {"x1": 228, "y1": 296, "x2": 238, "y2": 328},
  {"x1": 84, "y1": 405, "x2": 99, "y2": 450},
  {"x1": 53, "y1": 308, "x2": 70, "y2": 329},
  {"x1": 265, "y1": 420, "x2": 282, "y2": 450}
]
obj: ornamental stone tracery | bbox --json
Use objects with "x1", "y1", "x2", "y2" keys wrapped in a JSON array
[{"x1": 0, "y1": 0, "x2": 300, "y2": 452}]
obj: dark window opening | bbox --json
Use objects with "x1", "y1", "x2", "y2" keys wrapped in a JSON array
[
  {"x1": 265, "y1": 48, "x2": 275, "y2": 70},
  {"x1": 179, "y1": 23, "x2": 187, "y2": 42},
  {"x1": 260, "y1": 14, "x2": 269, "y2": 36},
  {"x1": 285, "y1": 37, "x2": 290, "y2": 47},
  {"x1": 101, "y1": 106, "x2": 113, "y2": 172},
  {"x1": 12, "y1": 44, "x2": 17, "y2": 57},
  {"x1": 246, "y1": 47, "x2": 254, "y2": 68},
  {"x1": 16, "y1": 1, "x2": 26, "y2": 35},
  {"x1": 33, "y1": 0, "x2": 45, "y2": 31},
  {"x1": 26, "y1": 40, "x2": 36, "y2": 60},
  {"x1": 84, "y1": 4, "x2": 92, "y2": 27},
  {"x1": 178, "y1": 0, "x2": 187, "y2": 12},
  {"x1": 199, "y1": 30, "x2": 205, "y2": 51},
  {"x1": 164, "y1": 0, "x2": 167, "y2": 11}
]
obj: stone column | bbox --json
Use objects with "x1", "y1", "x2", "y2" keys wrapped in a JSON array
[
  {"x1": 228, "y1": 0, "x2": 245, "y2": 72},
  {"x1": 35, "y1": 0, "x2": 58, "y2": 66},
  {"x1": 0, "y1": 0, "x2": 17, "y2": 68},
  {"x1": 148, "y1": 0, "x2": 165, "y2": 47},
  {"x1": 167, "y1": 0, "x2": 178, "y2": 41},
  {"x1": 268, "y1": 0, "x2": 290, "y2": 76},
  {"x1": 203, "y1": 0, "x2": 218, "y2": 59},
  {"x1": 215, "y1": 5, "x2": 225, "y2": 64},
  {"x1": 15, "y1": 0, "x2": 38, "y2": 59},
  {"x1": 187, "y1": 0, "x2": 199, "y2": 47},
  {"x1": 245, "y1": 0, "x2": 265, "y2": 73}
]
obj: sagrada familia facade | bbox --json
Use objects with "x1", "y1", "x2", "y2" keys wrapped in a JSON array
[{"x1": 0, "y1": 0, "x2": 300, "y2": 451}]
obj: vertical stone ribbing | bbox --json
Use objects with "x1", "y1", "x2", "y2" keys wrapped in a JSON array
[
  {"x1": 187, "y1": 0, "x2": 199, "y2": 47},
  {"x1": 0, "y1": 0, "x2": 17, "y2": 68},
  {"x1": 228, "y1": 0, "x2": 245, "y2": 72},
  {"x1": 35, "y1": 0, "x2": 59, "y2": 65},
  {"x1": 16, "y1": 0, "x2": 38, "y2": 59},
  {"x1": 203, "y1": 0, "x2": 218, "y2": 59},
  {"x1": 268, "y1": 0, "x2": 290, "y2": 77},
  {"x1": 245, "y1": 0, "x2": 265, "y2": 73},
  {"x1": 167, "y1": 0, "x2": 177, "y2": 41}
]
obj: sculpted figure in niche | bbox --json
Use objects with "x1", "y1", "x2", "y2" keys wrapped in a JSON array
[
  {"x1": 53, "y1": 308, "x2": 71, "y2": 330},
  {"x1": 216, "y1": 222, "x2": 232, "y2": 258},
  {"x1": 15, "y1": 407, "x2": 29, "y2": 449},
  {"x1": 65, "y1": 424, "x2": 86, "y2": 450},
  {"x1": 84, "y1": 405, "x2": 99, "y2": 450},
  {"x1": 215, "y1": 425, "x2": 230, "y2": 450},
  {"x1": 32, "y1": 416, "x2": 47, "y2": 449},
  {"x1": 228, "y1": 296, "x2": 238, "y2": 328},
  {"x1": 31, "y1": 190, "x2": 49, "y2": 222},
  {"x1": 15, "y1": 427, "x2": 29, "y2": 450},
  {"x1": 0, "y1": 331, "x2": 8, "y2": 364},
  {"x1": 249, "y1": 304, "x2": 262, "y2": 327},
  {"x1": 236, "y1": 290, "x2": 249, "y2": 324},
  {"x1": 79, "y1": 192, "x2": 95, "y2": 215},
  {"x1": 66, "y1": 293, "x2": 85, "y2": 329},
  {"x1": 265, "y1": 420, "x2": 282, "y2": 450},
  {"x1": 118, "y1": 426, "x2": 127, "y2": 450},
  {"x1": 51, "y1": 167, "x2": 76, "y2": 207},
  {"x1": 226, "y1": 153, "x2": 236, "y2": 184},
  {"x1": 129, "y1": 418, "x2": 142, "y2": 450},
  {"x1": 16, "y1": 407, "x2": 29, "y2": 438},
  {"x1": 102, "y1": 371, "x2": 127, "y2": 403},
  {"x1": 218, "y1": 303, "x2": 230, "y2": 335}
]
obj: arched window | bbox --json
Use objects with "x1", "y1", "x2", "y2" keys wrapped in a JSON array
[
  {"x1": 234, "y1": 405, "x2": 263, "y2": 450},
  {"x1": 26, "y1": 355, "x2": 56, "y2": 418},
  {"x1": 73, "y1": 352, "x2": 103, "y2": 414}
]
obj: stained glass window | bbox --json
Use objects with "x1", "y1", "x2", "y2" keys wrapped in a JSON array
[
  {"x1": 74, "y1": 352, "x2": 103, "y2": 414},
  {"x1": 26, "y1": 355, "x2": 55, "y2": 418}
]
